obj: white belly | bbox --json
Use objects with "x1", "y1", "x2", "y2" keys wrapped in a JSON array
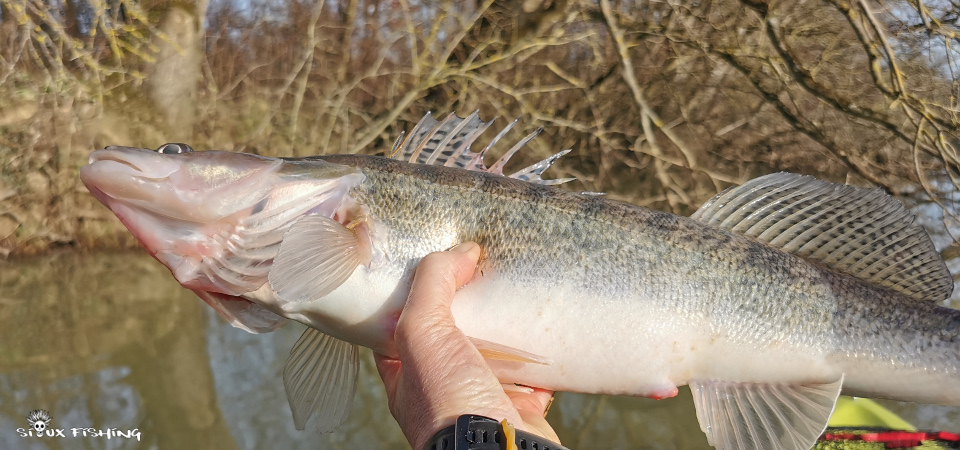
[{"x1": 254, "y1": 263, "x2": 840, "y2": 399}]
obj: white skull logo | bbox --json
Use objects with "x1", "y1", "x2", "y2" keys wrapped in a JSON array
[{"x1": 26, "y1": 410, "x2": 51, "y2": 433}]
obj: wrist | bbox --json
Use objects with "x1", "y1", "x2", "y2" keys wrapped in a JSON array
[{"x1": 422, "y1": 414, "x2": 568, "y2": 450}]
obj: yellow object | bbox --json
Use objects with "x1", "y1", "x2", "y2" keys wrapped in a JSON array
[
  {"x1": 828, "y1": 396, "x2": 916, "y2": 430},
  {"x1": 500, "y1": 419, "x2": 518, "y2": 450}
]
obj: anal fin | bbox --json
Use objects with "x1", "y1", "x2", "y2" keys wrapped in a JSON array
[
  {"x1": 283, "y1": 327, "x2": 359, "y2": 432},
  {"x1": 468, "y1": 337, "x2": 552, "y2": 365},
  {"x1": 690, "y1": 374, "x2": 844, "y2": 450}
]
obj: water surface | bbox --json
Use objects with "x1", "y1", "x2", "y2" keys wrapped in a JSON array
[{"x1": 1, "y1": 252, "x2": 957, "y2": 449}]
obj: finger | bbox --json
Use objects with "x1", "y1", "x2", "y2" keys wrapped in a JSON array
[
  {"x1": 373, "y1": 353, "x2": 401, "y2": 395},
  {"x1": 505, "y1": 388, "x2": 555, "y2": 418},
  {"x1": 506, "y1": 388, "x2": 561, "y2": 442},
  {"x1": 501, "y1": 383, "x2": 534, "y2": 394},
  {"x1": 396, "y1": 242, "x2": 481, "y2": 340}
]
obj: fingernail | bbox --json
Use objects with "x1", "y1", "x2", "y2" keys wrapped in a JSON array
[{"x1": 452, "y1": 242, "x2": 477, "y2": 253}]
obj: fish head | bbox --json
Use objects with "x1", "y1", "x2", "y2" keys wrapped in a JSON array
[
  {"x1": 82, "y1": 144, "x2": 282, "y2": 223},
  {"x1": 80, "y1": 144, "x2": 365, "y2": 296}
]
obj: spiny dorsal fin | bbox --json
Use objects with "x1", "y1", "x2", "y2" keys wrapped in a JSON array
[
  {"x1": 692, "y1": 173, "x2": 952, "y2": 301},
  {"x1": 390, "y1": 111, "x2": 575, "y2": 186}
]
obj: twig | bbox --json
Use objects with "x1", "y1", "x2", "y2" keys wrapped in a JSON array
[{"x1": 599, "y1": 0, "x2": 699, "y2": 169}]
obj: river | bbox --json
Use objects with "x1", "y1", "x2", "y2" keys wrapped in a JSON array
[{"x1": 1, "y1": 252, "x2": 958, "y2": 449}]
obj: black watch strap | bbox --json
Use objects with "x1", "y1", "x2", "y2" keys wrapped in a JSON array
[{"x1": 423, "y1": 414, "x2": 570, "y2": 450}]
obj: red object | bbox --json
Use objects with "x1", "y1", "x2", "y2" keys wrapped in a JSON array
[{"x1": 820, "y1": 429, "x2": 960, "y2": 449}]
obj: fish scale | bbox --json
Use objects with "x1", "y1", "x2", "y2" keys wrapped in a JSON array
[{"x1": 306, "y1": 154, "x2": 958, "y2": 421}]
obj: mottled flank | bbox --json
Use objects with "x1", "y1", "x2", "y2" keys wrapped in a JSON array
[{"x1": 321, "y1": 154, "x2": 960, "y2": 385}]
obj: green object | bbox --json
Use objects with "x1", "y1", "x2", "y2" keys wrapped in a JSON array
[
  {"x1": 815, "y1": 430, "x2": 954, "y2": 450},
  {"x1": 828, "y1": 396, "x2": 916, "y2": 430},
  {"x1": 813, "y1": 396, "x2": 957, "y2": 449}
]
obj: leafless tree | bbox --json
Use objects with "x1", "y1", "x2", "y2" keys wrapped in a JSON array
[{"x1": 1, "y1": 0, "x2": 958, "y2": 268}]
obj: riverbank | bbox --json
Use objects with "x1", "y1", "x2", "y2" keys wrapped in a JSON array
[{"x1": 3, "y1": 0, "x2": 957, "y2": 259}]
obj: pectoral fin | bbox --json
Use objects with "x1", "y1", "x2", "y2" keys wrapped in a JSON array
[
  {"x1": 269, "y1": 215, "x2": 367, "y2": 303},
  {"x1": 468, "y1": 337, "x2": 552, "y2": 365},
  {"x1": 690, "y1": 375, "x2": 844, "y2": 450},
  {"x1": 283, "y1": 327, "x2": 359, "y2": 432}
]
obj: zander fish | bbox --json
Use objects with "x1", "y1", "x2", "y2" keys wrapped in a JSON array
[{"x1": 79, "y1": 111, "x2": 960, "y2": 450}]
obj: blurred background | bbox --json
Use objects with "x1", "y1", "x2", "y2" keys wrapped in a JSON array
[{"x1": 1, "y1": 0, "x2": 959, "y2": 448}]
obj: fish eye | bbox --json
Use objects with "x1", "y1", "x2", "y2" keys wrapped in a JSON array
[{"x1": 157, "y1": 143, "x2": 195, "y2": 154}]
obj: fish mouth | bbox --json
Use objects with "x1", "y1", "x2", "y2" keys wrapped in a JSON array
[
  {"x1": 80, "y1": 147, "x2": 180, "y2": 211},
  {"x1": 83, "y1": 146, "x2": 180, "y2": 182},
  {"x1": 80, "y1": 146, "x2": 198, "y2": 258},
  {"x1": 90, "y1": 149, "x2": 139, "y2": 172}
]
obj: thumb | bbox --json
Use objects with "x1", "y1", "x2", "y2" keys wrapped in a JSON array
[{"x1": 396, "y1": 242, "x2": 481, "y2": 337}]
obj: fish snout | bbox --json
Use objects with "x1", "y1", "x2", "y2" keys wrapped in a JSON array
[{"x1": 86, "y1": 147, "x2": 180, "y2": 180}]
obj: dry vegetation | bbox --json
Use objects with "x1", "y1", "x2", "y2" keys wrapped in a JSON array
[{"x1": 1, "y1": 0, "x2": 959, "y2": 261}]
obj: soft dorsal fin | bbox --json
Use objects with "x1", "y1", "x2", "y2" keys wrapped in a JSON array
[
  {"x1": 692, "y1": 172, "x2": 952, "y2": 301},
  {"x1": 390, "y1": 111, "x2": 575, "y2": 186}
]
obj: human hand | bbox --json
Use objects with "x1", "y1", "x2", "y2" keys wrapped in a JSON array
[{"x1": 374, "y1": 242, "x2": 560, "y2": 450}]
